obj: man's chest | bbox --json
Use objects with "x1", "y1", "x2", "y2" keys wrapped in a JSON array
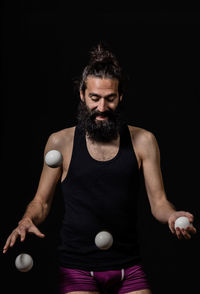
[{"x1": 86, "y1": 137, "x2": 120, "y2": 161}]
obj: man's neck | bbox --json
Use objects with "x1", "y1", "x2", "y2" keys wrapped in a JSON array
[{"x1": 86, "y1": 132, "x2": 120, "y2": 147}]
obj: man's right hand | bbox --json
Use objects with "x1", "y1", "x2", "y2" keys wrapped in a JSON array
[{"x1": 3, "y1": 217, "x2": 45, "y2": 254}]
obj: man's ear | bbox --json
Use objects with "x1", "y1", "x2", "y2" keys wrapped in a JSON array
[
  {"x1": 119, "y1": 94, "x2": 123, "y2": 102},
  {"x1": 80, "y1": 90, "x2": 85, "y2": 102}
]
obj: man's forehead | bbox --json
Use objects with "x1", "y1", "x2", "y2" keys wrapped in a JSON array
[{"x1": 86, "y1": 77, "x2": 119, "y2": 91}]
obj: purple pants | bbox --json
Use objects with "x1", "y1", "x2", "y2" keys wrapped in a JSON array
[{"x1": 59, "y1": 264, "x2": 151, "y2": 294}]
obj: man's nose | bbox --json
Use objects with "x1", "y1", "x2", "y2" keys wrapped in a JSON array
[{"x1": 97, "y1": 98, "x2": 107, "y2": 112}]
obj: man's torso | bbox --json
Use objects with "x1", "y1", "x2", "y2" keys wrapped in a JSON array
[{"x1": 57, "y1": 125, "x2": 143, "y2": 183}]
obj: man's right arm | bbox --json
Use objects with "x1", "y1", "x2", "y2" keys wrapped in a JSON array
[{"x1": 3, "y1": 132, "x2": 63, "y2": 253}]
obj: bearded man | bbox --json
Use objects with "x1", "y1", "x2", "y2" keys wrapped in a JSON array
[{"x1": 3, "y1": 44, "x2": 196, "y2": 294}]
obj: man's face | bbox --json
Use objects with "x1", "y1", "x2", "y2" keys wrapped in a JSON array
[
  {"x1": 81, "y1": 77, "x2": 122, "y2": 118},
  {"x1": 77, "y1": 77, "x2": 123, "y2": 142}
]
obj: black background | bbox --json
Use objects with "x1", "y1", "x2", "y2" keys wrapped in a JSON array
[{"x1": 1, "y1": 4, "x2": 200, "y2": 294}]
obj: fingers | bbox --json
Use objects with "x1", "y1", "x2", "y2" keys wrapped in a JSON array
[
  {"x1": 28, "y1": 226, "x2": 45, "y2": 238},
  {"x1": 3, "y1": 237, "x2": 12, "y2": 253},
  {"x1": 186, "y1": 225, "x2": 197, "y2": 235},
  {"x1": 3, "y1": 230, "x2": 21, "y2": 254},
  {"x1": 169, "y1": 221, "x2": 176, "y2": 234},
  {"x1": 175, "y1": 228, "x2": 191, "y2": 240},
  {"x1": 3, "y1": 223, "x2": 45, "y2": 254},
  {"x1": 175, "y1": 225, "x2": 197, "y2": 240},
  {"x1": 183, "y1": 212, "x2": 194, "y2": 223},
  {"x1": 16, "y1": 225, "x2": 28, "y2": 242},
  {"x1": 20, "y1": 228, "x2": 26, "y2": 242}
]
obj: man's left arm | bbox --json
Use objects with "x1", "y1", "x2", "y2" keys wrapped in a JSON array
[{"x1": 140, "y1": 130, "x2": 196, "y2": 240}]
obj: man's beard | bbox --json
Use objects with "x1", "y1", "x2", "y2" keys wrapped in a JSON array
[{"x1": 76, "y1": 100, "x2": 124, "y2": 142}]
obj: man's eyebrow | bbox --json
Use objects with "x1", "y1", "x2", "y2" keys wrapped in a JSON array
[{"x1": 88, "y1": 93, "x2": 117, "y2": 99}]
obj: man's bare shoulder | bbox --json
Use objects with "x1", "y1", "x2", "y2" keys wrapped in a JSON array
[
  {"x1": 128, "y1": 125, "x2": 155, "y2": 141},
  {"x1": 54, "y1": 126, "x2": 76, "y2": 139},
  {"x1": 128, "y1": 125, "x2": 158, "y2": 153},
  {"x1": 46, "y1": 126, "x2": 76, "y2": 149}
]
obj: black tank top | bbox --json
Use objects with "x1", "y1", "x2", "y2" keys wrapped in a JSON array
[{"x1": 57, "y1": 124, "x2": 141, "y2": 271}]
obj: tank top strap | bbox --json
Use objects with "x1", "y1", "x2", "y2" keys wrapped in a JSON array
[
  {"x1": 119, "y1": 123, "x2": 132, "y2": 148},
  {"x1": 72, "y1": 124, "x2": 85, "y2": 155},
  {"x1": 119, "y1": 123, "x2": 138, "y2": 162}
]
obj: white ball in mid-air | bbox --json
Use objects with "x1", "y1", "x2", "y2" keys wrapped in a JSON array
[
  {"x1": 95, "y1": 231, "x2": 113, "y2": 250},
  {"x1": 174, "y1": 216, "x2": 192, "y2": 229},
  {"x1": 45, "y1": 150, "x2": 63, "y2": 167},
  {"x1": 15, "y1": 253, "x2": 33, "y2": 272}
]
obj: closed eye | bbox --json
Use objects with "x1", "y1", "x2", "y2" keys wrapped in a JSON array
[{"x1": 89, "y1": 93, "x2": 117, "y2": 102}]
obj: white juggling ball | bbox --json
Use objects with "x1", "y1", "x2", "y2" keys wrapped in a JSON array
[
  {"x1": 174, "y1": 216, "x2": 192, "y2": 229},
  {"x1": 45, "y1": 150, "x2": 63, "y2": 167},
  {"x1": 95, "y1": 231, "x2": 113, "y2": 250},
  {"x1": 15, "y1": 253, "x2": 33, "y2": 272}
]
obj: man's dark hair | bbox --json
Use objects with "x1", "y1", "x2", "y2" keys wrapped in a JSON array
[{"x1": 79, "y1": 43, "x2": 125, "y2": 95}]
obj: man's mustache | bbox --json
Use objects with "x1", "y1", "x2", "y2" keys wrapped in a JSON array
[{"x1": 90, "y1": 110, "x2": 115, "y2": 120}]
